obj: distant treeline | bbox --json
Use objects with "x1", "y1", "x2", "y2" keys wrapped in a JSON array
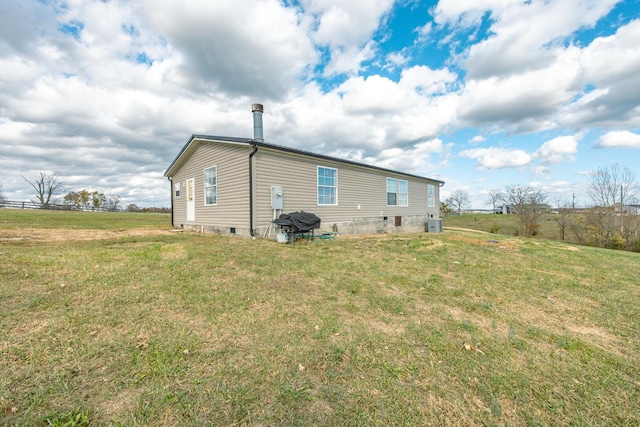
[{"x1": 126, "y1": 205, "x2": 171, "y2": 213}]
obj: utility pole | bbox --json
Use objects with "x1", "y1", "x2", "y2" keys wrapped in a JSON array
[{"x1": 620, "y1": 184, "x2": 624, "y2": 233}]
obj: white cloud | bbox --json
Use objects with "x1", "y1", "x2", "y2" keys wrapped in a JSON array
[
  {"x1": 458, "y1": 50, "x2": 582, "y2": 130},
  {"x1": 323, "y1": 41, "x2": 377, "y2": 76},
  {"x1": 308, "y1": 0, "x2": 393, "y2": 47},
  {"x1": 534, "y1": 166, "x2": 551, "y2": 176},
  {"x1": 399, "y1": 65, "x2": 458, "y2": 95},
  {"x1": 385, "y1": 50, "x2": 410, "y2": 70},
  {"x1": 303, "y1": 0, "x2": 395, "y2": 75},
  {"x1": 360, "y1": 138, "x2": 447, "y2": 176},
  {"x1": 1, "y1": 0, "x2": 638, "y2": 209},
  {"x1": 459, "y1": 147, "x2": 531, "y2": 169},
  {"x1": 439, "y1": 0, "x2": 637, "y2": 135},
  {"x1": 268, "y1": 68, "x2": 459, "y2": 154},
  {"x1": 442, "y1": 0, "x2": 620, "y2": 79},
  {"x1": 560, "y1": 20, "x2": 640, "y2": 129},
  {"x1": 0, "y1": 1, "x2": 56, "y2": 55},
  {"x1": 535, "y1": 135, "x2": 579, "y2": 164},
  {"x1": 596, "y1": 130, "x2": 640, "y2": 148},
  {"x1": 469, "y1": 135, "x2": 486, "y2": 144},
  {"x1": 340, "y1": 74, "x2": 411, "y2": 114},
  {"x1": 137, "y1": 0, "x2": 318, "y2": 99},
  {"x1": 415, "y1": 21, "x2": 432, "y2": 43},
  {"x1": 581, "y1": 19, "x2": 640, "y2": 85},
  {"x1": 433, "y1": 0, "x2": 520, "y2": 27}
]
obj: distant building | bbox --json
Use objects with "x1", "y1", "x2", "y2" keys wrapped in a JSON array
[
  {"x1": 495, "y1": 203, "x2": 551, "y2": 214},
  {"x1": 495, "y1": 204, "x2": 516, "y2": 214}
]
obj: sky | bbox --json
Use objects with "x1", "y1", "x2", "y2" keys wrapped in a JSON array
[{"x1": 1, "y1": 0, "x2": 639, "y2": 209}]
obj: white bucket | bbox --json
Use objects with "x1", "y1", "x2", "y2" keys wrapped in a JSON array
[{"x1": 276, "y1": 231, "x2": 288, "y2": 243}]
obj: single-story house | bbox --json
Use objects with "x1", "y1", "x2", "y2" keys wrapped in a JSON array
[
  {"x1": 164, "y1": 104, "x2": 444, "y2": 237},
  {"x1": 495, "y1": 204, "x2": 516, "y2": 214},
  {"x1": 496, "y1": 203, "x2": 551, "y2": 214}
]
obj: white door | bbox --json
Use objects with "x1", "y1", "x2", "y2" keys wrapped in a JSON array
[{"x1": 186, "y1": 178, "x2": 195, "y2": 222}]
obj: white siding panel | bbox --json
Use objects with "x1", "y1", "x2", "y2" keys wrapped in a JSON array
[{"x1": 171, "y1": 178, "x2": 186, "y2": 225}]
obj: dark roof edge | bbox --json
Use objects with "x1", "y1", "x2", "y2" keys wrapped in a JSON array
[{"x1": 165, "y1": 134, "x2": 445, "y2": 185}]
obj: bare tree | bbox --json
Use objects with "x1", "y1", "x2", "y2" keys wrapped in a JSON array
[
  {"x1": 503, "y1": 184, "x2": 548, "y2": 236},
  {"x1": 585, "y1": 164, "x2": 639, "y2": 249},
  {"x1": 446, "y1": 189, "x2": 471, "y2": 215},
  {"x1": 586, "y1": 164, "x2": 638, "y2": 208},
  {"x1": 551, "y1": 196, "x2": 572, "y2": 241},
  {"x1": 486, "y1": 188, "x2": 503, "y2": 213},
  {"x1": 0, "y1": 184, "x2": 6, "y2": 206},
  {"x1": 105, "y1": 195, "x2": 121, "y2": 211},
  {"x1": 23, "y1": 172, "x2": 64, "y2": 208}
]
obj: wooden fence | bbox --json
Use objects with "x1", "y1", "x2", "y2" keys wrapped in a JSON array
[{"x1": 0, "y1": 200, "x2": 116, "y2": 212}]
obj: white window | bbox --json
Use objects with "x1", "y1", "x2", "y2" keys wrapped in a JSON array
[
  {"x1": 427, "y1": 184, "x2": 435, "y2": 208},
  {"x1": 204, "y1": 166, "x2": 217, "y2": 205},
  {"x1": 387, "y1": 178, "x2": 408, "y2": 206},
  {"x1": 398, "y1": 180, "x2": 408, "y2": 206},
  {"x1": 174, "y1": 182, "x2": 181, "y2": 197},
  {"x1": 318, "y1": 166, "x2": 337, "y2": 205},
  {"x1": 386, "y1": 178, "x2": 397, "y2": 205}
]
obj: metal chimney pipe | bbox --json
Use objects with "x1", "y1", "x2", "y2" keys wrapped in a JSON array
[{"x1": 251, "y1": 103, "x2": 264, "y2": 141}]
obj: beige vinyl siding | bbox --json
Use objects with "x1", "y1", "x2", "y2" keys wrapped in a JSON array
[
  {"x1": 171, "y1": 180, "x2": 186, "y2": 226},
  {"x1": 253, "y1": 148, "x2": 440, "y2": 230},
  {"x1": 171, "y1": 142, "x2": 250, "y2": 228}
]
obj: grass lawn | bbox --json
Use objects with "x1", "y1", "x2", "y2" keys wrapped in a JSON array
[
  {"x1": 1, "y1": 210, "x2": 639, "y2": 425},
  {"x1": 443, "y1": 213, "x2": 564, "y2": 240}
]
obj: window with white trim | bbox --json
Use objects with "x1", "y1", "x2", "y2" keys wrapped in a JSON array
[
  {"x1": 387, "y1": 178, "x2": 408, "y2": 206},
  {"x1": 174, "y1": 182, "x2": 181, "y2": 197},
  {"x1": 204, "y1": 166, "x2": 217, "y2": 205},
  {"x1": 398, "y1": 179, "x2": 408, "y2": 206},
  {"x1": 317, "y1": 166, "x2": 337, "y2": 205},
  {"x1": 427, "y1": 184, "x2": 435, "y2": 207}
]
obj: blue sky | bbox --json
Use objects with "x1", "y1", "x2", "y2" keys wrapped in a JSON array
[{"x1": 0, "y1": 0, "x2": 639, "y2": 208}]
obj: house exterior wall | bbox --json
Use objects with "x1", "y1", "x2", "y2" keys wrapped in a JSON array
[
  {"x1": 167, "y1": 138, "x2": 442, "y2": 237},
  {"x1": 253, "y1": 147, "x2": 441, "y2": 236},
  {"x1": 170, "y1": 142, "x2": 251, "y2": 234}
]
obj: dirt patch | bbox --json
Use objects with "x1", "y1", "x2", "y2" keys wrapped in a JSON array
[
  {"x1": 444, "y1": 306, "x2": 497, "y2": 334},
  {"x1": 95, "y1": 388, "x2": 139, "y2": 421},
  {"x1": 447, "y1": 234, "x2": 522, "y2": 250},
  {"x1": 0, "y1": 227, "x2": 176, "y2": 242},
  {"x1": 566, "y1": 324, "x2": 617, "y2": 340},
  {"x1": 509, "y1": 300, "x2": 626, "y2": 356},
  {"x1": 444, "y1": 227, "x2": 491, "y2": 234},
  {"x1": 161, "y1": 243, "x2": 188, "y2": 260},
  {"x1": 421, "y1": 239, "x2": 444, "y2": 249},
  {"x1": 367, "y1": 317, "x2": 406, "y2": 336}
]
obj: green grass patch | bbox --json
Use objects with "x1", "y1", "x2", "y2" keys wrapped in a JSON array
[
  {"x1": 1, "y1": 209, "x2": 639, "y2": 425},
  {"x1": 444, "y1": 212, "x2": 563, "y2": 239},
  {"x1": 0, "y1": 209, "x2": 169, "y2": 230}
]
